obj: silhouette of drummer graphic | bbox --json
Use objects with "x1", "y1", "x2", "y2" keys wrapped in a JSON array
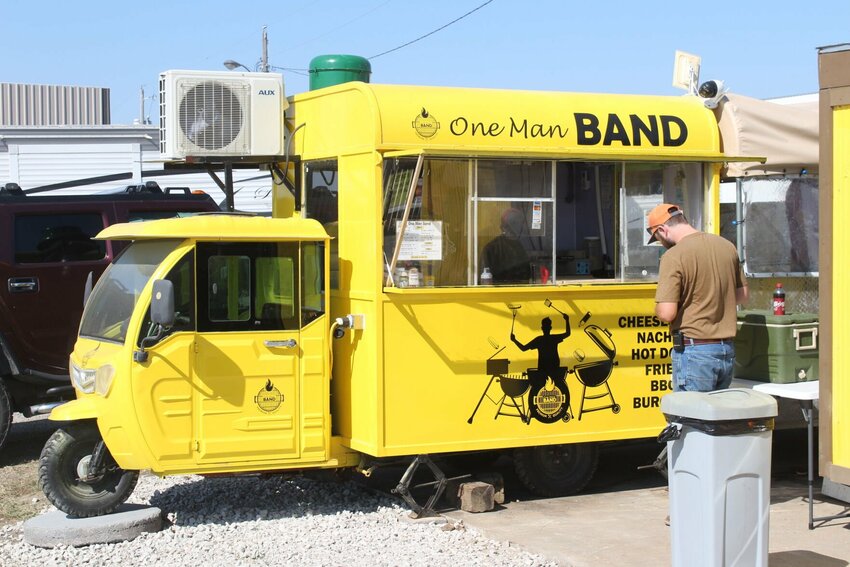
[{"x1": 511, "y1": 314, "x2": 572, "y2": 416}]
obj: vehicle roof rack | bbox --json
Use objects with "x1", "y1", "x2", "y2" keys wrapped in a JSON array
[
  {"x1": 123, "y1": 181, "x2": 164, "y2": 194},
  {"x1": 0, "y1": 183, "x2": 24, "y2": 196}
]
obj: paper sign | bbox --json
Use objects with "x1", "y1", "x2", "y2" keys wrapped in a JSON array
[
  {"x1": 397, "y1": 220, "x2": 443, "y2": 260},
  {"x1": 532, "y1": 201, "x2": 542, "y2": 230}
]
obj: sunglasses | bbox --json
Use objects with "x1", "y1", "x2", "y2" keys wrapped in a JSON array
[
  {"x1": 646, "y1": 224, "x2": 664, "y2": 237},
  {"x1": 645, "y1": 209, "x2": 683, "y2": 236}
]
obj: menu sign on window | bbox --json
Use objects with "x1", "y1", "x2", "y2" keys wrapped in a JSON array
[{"x1": 396, "y1": 220, "x2": 443, "y2": 260}]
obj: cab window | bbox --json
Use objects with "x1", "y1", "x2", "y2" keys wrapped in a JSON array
[
  {"x1": 197, "y1": 242, "x2": 301, "y2": 332},
  {"x1": 303, "y1": 160, "x2": 339, "y2": 289},
  {"x1": 138, "y1": 251, "x2": 195, "y2": 344}
]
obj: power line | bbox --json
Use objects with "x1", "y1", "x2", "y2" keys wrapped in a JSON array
[
  {"x1": 369, "y1": 0, "x2": 495, "y2": 60},
  {"x1": 281, "y1": 0, "x2": 394, "y2": 54}
]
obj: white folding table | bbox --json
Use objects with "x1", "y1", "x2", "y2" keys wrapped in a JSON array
[{"x1": 751, "y1": 381, "x2": 850, "y2": 529}]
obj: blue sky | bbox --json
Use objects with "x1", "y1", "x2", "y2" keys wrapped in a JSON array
[{"x1": 3, "y1": 1, "x2": 847, "y2": 125}]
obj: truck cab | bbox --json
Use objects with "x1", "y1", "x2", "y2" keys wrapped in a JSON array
[{"x1": 55, "y1": 214, "x2": 355, "y2": 481}]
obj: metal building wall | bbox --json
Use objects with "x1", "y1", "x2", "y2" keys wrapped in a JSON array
[
  {"x1": 0, "y1": 126, "x2": 273, "y2": 212},
  {"x1": 0, "y1": 83, "x2": 111, "y2": 126}
]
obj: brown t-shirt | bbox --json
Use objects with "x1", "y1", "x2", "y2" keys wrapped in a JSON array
[{"x1": 655, "y1": 232, "x2": 746, "y2": 339}]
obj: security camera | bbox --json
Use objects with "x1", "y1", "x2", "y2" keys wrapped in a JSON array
[{"x1": 697, "y1": 80, "x2": 728, "y2": 109}]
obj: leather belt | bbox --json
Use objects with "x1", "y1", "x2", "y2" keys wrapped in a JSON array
[{"x1": 683, "y1": 337, "x2": 734, "y2": 345}]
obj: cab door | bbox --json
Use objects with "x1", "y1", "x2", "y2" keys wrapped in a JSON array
[
  {"x1": 131, "y1": 248, "x2": 197, "y2": 466},
  {"x1": 193, "y1": 241, "x2": 321, "y2": 465}
]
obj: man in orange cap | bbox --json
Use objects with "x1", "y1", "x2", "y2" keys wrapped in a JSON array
[{"x1": 647, "y1": 204, "x2": 748, "y2": 391}]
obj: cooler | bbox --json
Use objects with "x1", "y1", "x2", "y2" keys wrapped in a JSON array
[{"x1": 734, "y1": 309, "x2": 819, "y2": 383}]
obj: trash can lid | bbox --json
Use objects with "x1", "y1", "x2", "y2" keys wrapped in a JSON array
[{"x1": 661, "y1": 388, "x2": 778, "y2": 421}]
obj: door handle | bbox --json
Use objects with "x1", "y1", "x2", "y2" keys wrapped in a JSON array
[
  {"x1": 264, "y1": 339, "x2": 297, "y2": 349},
  {"x1": 8, "y1": 277, "x2": 38, "y2": 293}
]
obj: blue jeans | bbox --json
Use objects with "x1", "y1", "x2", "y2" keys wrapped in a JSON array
[{"x1": 671, "y1": 342, "x2": 735, "y2": 392}]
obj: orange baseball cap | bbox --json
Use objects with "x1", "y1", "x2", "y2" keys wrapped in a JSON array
[{"x1": 646, "y1": 204, "x2": 683, "y2": 244}]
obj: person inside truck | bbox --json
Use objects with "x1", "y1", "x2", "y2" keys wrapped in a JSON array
[{"x1": 482, "y1": 208, "x2": 532, "y2": 284}]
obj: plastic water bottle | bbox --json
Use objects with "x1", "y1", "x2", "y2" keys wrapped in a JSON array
[
  {"x1": 480, "y1": 267, "x2": 493, "y2": 286},
  {"x1": 773, "y1": 283, "x2": 786, "y2": 315},
  {"x1": 408, "y1": 266, "x2": 420, "y2": 287}
]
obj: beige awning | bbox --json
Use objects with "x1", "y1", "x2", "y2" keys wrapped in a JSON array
[{"x1": 714, "y1": 93, "x2": 819, "y2": 178}]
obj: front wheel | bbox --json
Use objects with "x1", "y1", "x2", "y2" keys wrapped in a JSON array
[
  {"x1": 38, "y1": 423, "x2": 139, "y2": 518},
  {"x1": 514, "y1": 442, "x2": 598, "y2": 497}
]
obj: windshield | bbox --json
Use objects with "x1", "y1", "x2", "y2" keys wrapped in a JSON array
[{"x1": 79, "y1": 239, "x2": 182, "y2": 343}]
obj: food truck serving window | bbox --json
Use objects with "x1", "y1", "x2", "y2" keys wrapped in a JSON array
[{"x1": 382, "y1": 157, "x2": 704, "y2": 287}]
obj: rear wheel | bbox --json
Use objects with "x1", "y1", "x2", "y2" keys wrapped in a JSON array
[
  {"x1": 514, "y1": 442, "x2": 598, "y2": 497},
  {"x1": 0, "y1": 379, "x2": 11, "y2": 452},
  {"x1": 38, "y1": 423, "x2": 139, "y2": 517}
]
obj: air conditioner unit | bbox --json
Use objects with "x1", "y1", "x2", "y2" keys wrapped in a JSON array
[{"x1": 159, "y1": 69, "x2": 287, "y2": 160}]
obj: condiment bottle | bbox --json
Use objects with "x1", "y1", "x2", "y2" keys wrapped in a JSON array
[{"x1": 408, "y1": 266, "x2": 420, "y2": 287}]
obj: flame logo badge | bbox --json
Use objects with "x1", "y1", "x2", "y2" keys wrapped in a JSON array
[
  {"x1": 254, "y1": 379, "x2": 284, "y2": 413},
  {"x1": 412, "y1": 107, "x2": 440, "y2": 139}
]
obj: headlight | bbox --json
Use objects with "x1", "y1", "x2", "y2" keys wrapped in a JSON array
[
  {"x1": 70, "y1": 363, "x2": 115, "y2": 396},
  {"x1": 70, "y1": 362, "x2": 96, "y2": 394},
  {"x1": 94, "y1": 364, "x2": 115, "y2": 396}
]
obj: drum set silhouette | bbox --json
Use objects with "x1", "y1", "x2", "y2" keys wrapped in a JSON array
[{"x1": 468, "y1": 302, "x2": 620, "y2": 425}]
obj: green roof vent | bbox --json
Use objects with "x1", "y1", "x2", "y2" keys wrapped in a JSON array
[{"x1": 308, "y1": 54, "x2": 371, "y2": 90}]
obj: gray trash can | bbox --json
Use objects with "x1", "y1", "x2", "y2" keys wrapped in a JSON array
[{"x1": 660, "y1": 388, "x2": 778, "y2": 567}]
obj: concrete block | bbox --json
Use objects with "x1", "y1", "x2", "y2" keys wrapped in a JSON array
[
  {"x1": 474, "y1": 472, "x2": 505, "y2": 504},
  {"x1": 459, "y1": 481, "x2": 494, "y2": 513},
  {"x1": 822, "y1": 478, "x2": 850, "y2": 504},
  {"x1": 23, "y1": 504, "x2": 163, "y2": 548}
]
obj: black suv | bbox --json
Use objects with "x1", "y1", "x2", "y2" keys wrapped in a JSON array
[{"x1": 0, "y1": 182, "x2": 219, "y2": 451}]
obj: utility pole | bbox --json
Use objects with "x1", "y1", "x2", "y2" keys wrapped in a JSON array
[
  {"x1": 261, "y1": 25, "x2": 269, "y2": 72},
  {"x1": 139, "y1": 86, "x2": 145, "y2": 124}
]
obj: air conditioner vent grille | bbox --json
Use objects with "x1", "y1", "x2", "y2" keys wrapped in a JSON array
[
  {"x1": 178, "y1": 81, "x2": 246, "y2": 151},
  {"x1": 159, "y1": 70, "x2": 284, "y2": 160}
]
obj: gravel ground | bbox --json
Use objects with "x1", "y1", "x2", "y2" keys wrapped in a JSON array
[{"x1": 0, "y1": 471, "x2": 557, "y2": 567}]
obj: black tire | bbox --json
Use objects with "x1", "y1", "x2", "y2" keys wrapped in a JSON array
[
  {"x1": 514, "y1": 442, "x2": 599, "y2": 497},
  {"x1": 38, "y1": 423, "x2": 139, "y2": 518},
  {"x1": 0, "y1": 379, "x2": 11, "y2": 452}
]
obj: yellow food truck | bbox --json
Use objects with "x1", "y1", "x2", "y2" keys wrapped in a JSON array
[{"x1": 39, "y1": 71, "x2": 748, "y2": 518}]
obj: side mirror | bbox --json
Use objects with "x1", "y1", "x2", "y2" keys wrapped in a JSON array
[
  {"x1": 83, "y1": 272, "x2": 93, "y2": 307},
  {"x1": 151, "y1": 279, "x2": 175, "y2": 328},
  {"x1": 135, "y1": 279, "x2": 175, "y2": 363}
]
